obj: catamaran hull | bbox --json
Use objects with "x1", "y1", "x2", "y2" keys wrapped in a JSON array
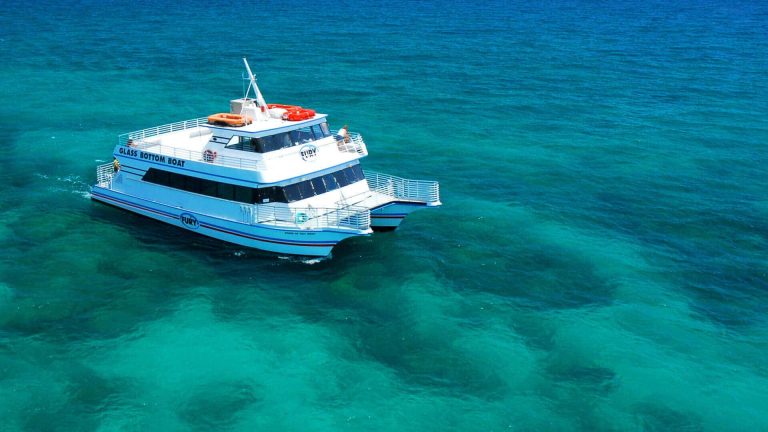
[
  {"x1": 90, "y1": 187, "x2": 369, "y2": 256},
  {"x1": 370, "y1": 202, "x2": 435, "y2": 231}
]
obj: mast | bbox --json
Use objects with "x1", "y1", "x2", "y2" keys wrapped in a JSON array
[{"x1": 243, "y1": 58, "x2": 270, "y2": 120}]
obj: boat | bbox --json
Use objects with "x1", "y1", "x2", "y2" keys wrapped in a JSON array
[{"x1": 91, "y1": 58, "x2": 441, "y2": 256}]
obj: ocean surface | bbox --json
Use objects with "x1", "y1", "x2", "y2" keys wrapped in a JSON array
[{"x1": 1, "y1": 0, "x2": 767, "y2": 430}]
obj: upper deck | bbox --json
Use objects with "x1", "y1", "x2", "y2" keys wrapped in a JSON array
[{"x1": 116, "y1": 116, "x2": 368, "y2": 184}]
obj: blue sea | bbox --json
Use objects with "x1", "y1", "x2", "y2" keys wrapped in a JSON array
[{"x1": 1, "y1": 0, "x2": 767, "y2": 430}]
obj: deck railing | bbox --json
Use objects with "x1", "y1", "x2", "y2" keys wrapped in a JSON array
[
  {"x1": 364, "y1": 170, "x2": 440, "y2": 204},
  {"x1": 96, "y1": 162, "x2": 115, "y2": 187},
  {"x1": 118, "y1": 118, "x2": 209, "y2": 146},
  {"x1": 332, "y1": 131, "x2": 368, "y2": 156},
  {"x1": 115, "y1": 119, "x2": 367, "y2": 171},
  {"x1": 241, "y1": 203, "x2": 370, "y2": 230},
  {"x1": 125, "y1": 140, "x2": 266, "y2": 170}
]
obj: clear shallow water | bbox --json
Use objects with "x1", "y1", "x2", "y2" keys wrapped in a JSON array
[{"x1": 1, "y1": 0, "x2": 767, "y2": 430}]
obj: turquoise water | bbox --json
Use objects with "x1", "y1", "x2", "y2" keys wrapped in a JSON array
[{"x1": 1, "y1": 0, "x2": 767, "y2": 430}]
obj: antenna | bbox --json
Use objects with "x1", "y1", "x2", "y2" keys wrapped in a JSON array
[{"x1": 243, "y1": 58, "x2": 269, "y2": 120}]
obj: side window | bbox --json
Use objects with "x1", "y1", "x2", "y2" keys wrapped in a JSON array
[
  {"x1": 218, "y1": 183, "x2": 235, "y2": 201},
  {"x1": 292, "y1": 128, "x2": 312, "y2": 143},
  {"x1": 289, "y1": 130, "x2": 301, "y2": 145},
  {"x1": 297, "y1": 180, "x2": 314, "y2": 199},
  {"x1": 225, "y1": 136, "x2": 246, "y2": 151},
  {"x1": 184, "y1": 177, "x2": 200, "y2": 194},
  {"x1": 310, "y1": 125, "x2": 325, "y2": 139},
  {"x1": 311, "y1": 177, "x2": 326, "y2": 195},
  {"x1": 283, "y1": 184, "x2": 302, "y2": 202},
  {"x1": 319, "y1": 122, "x2": 330, "y2": 137},
  {"x1": 334, "y1": 169, "x2": 351, "y2": 187},
  {"x1": 350, "y1": 165, "x2": 365, "y2": 182},
  {"x1": 252, "y1": 137, "x2": 266, "y2": 153},
  {"x1": 270, "y1": 187, "x2": 287, "y2": 203},
  {"x1": 260, "y1": 186, "x2": 285, "y2": 203},
  {"x1": 200, "y1": 179, "x2": 217, "y2": 197},
  {"x1": 142, "y1": 169, "x2": 156, "y2": 183},
  {"x1": 170, "y1": 172, "x2": 185, "y2": 189},
  {"x1": 322, "y1": 173, "x2": 338, "y2": 191},
  {"x1": 159, "y1": 170, "x2": 172, "y2": 186},
  {"x1": 256, "y1": 136, "x2": 271, "y2": 152},
  {"x1": 143, "y1": 168, "x2": 171, "y2": 186},
  {"x1": 234, "y1": 186, "x2": 253, "y2": 204}
]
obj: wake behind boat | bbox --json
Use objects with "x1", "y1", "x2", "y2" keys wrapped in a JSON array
[{"x1": 91, "y1": 59, "x2": 441, "y2": 256}]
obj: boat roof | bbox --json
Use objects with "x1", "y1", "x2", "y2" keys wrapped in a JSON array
[{"x1": 204, "y1": 113, "x2": 329, "y2": 138}]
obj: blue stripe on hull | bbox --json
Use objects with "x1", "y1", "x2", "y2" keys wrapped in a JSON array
[
  {"x1": 90, "y1": 188, "x2": 352, "y2": 255},
  {"x1": 370, "y1": 201, "x2": 428, "y2": 227}
]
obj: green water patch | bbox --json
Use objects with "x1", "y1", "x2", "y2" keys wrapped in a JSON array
[
  {"x1": 0, "y1": 201, "x2": 226, "y2": 342},
  {"x1": 532, "y1": 304, "x2": 768, "y2": 430},
  {"x1": 428, "y1": 200, "x2": 623, "y2": 311},
  {"x1": 79, "y1": 296, "x2": 401, "y2": 430},
  {"x1": 177, "y1": 381, "x2": 262, "y2": 431}
]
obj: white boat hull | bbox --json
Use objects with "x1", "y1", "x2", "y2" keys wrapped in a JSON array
[
  {"x1": 370, "y1": 202, "x2": 431, "y2": 230},
  {"x1": 91, "y1": 187, "x2": 368, "y2": 256}
]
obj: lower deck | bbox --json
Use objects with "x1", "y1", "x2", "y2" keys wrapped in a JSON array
[{"x1": 94, "y1": 162, "x2": 440, "y2": 255}]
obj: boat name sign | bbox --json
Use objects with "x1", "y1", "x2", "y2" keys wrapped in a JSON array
[
  {"x1": 300, "y1": 144, "x2": 318, "y2": 161},
  {"x1": 118, "y1": 147, "x2": 186, "y2": 167}
]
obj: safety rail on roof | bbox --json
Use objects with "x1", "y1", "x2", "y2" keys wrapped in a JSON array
[
  {"x1": 240, "y1": 203, "x2": 370, "y2": 231},
  {"x1": 364, "y1": 170, "x2": 440, "y2": 204},
  {"x1": 115, "y1": 124, "x2": 367, "y2": 171},
  {"x1": 122, "y1": 140, "x2": 267, "y2": 170},
  {"x1": 118, "y1": 118, "x2": 210, "y2": 146},
  {"x1": 331, "y1": 130, "x2": 368, "y2": 156}
]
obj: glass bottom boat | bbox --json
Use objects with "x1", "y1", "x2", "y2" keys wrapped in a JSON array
[{"x1": 91, "y1": 59, "x2": 441, "y2": 256}]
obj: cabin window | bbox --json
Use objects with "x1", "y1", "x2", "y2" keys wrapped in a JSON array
[
  {"x1": 297, "y1": 181, "x2": 314, "y2": 199},
  {"x1": 334, "y1": 169, "x2": 352, "y2": 187},
  {"x1": 234, "y1": 186, "x2": 253, "y2": 203},
  {"x1": 258, "y1": 133, "x2": 293, "y2": 152},
  {"x1": 141, "y1": 164, "x2": 364, "y2": 204},
  {"x1": 217, "y1": 183, "x2": 234, "y2": 201},
  {"x1": 311, "y1": 124, "x2": 330, "y2": 139},
  {"x1": 283, "y1": 184, "x2": 302, "y2": 202},
  {"x1": 311, "y1": 177, "x2": 326, "y2": 195},
  {"x1": 200, "y1": 179, "x2": 218, "y2": 197},
  {"x1": 258, "y1": 186, "x2": 286, "y2": 203},
  {"x1": 350, "y1": 164, "x2": 365, "y2": 182},
  {"x1": 319, "y1": 122, "x2": 330, "y2": 137},
  {"x1": 321, "y1": 173, "x2": 339, "y2": 191},
  {"x1": 289, "y1": 129, "x2": 311, "y2": 145},
  {"x1": 226, "y1": 122, "x2": 331, "y2": 154}
]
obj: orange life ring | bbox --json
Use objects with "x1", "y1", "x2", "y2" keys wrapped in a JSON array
[
  {"x1": 203, "y1": 149, "x2": 217, "y2": 162},
  {"x1": 283, "y1": 108, "x2": 316, "y2": 121},
  {"x1": 207, "y1": 113, "x2": 252, "y2": 127},
  {"x1": 268, "y1": 104, "x2": 316, "y2": 121}
]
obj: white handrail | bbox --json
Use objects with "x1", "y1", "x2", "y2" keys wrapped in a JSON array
[
  {"x1": 95, "y1": 162, "x2": 115, "y2": 187},
  {"x1": 332, "y1": 131, "x2": 368, "y2": 156},
  {"x1": 240, "y1": 203, "x2": 370, "y2": 230},
  {"x1": 116, "y1": 120, "x2": 368, "y2": 171},
  {"x1": 364, "y1": 170, "x2": 440, "y2": 204},
  {"x1": 118, "y1": 118, "x2": 210, "y2": 146}
]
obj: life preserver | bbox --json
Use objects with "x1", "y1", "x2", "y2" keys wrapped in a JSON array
[
  {"x1": 295, "y1": 212, "x2": 308, "y2": 224},
  {"x1": 207, "y1": 113, "x2": 252, "y2": 127},
  {"x1": 203, "y1": 149, "x2": 217, "y2": 162},
  {"x1": 268, "y1": 104, "x2": 316, "y2": 121},
  {"x1": 283, "y1": 108, "x2": 316, "y2": 121}
]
